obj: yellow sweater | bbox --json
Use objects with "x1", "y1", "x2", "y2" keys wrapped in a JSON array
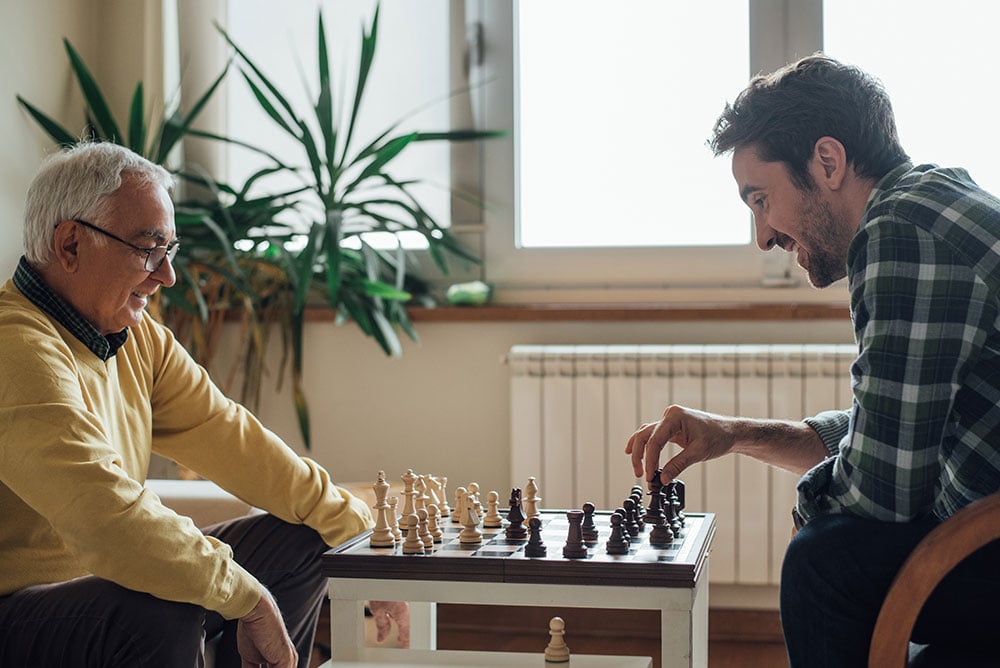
[{"x1": 0, "y1": 278, "x2": 373, "y2": 619}]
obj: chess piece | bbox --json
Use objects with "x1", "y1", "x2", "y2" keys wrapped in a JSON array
[
  {"x1": 525, "y1": 516, "x2": 547, "y2": 557},
  {"x1": 427, "y1": 503, "x2": 443, "y2": 542},
  {"x1": 505, "y1": 487, "x2": 528, "y2": 540},
  {"x1": 649, "y1": 485, "x2": 675, "y2": 547},
  {"x1": 524, "y1": 476, "x2": 542, "y2": 519},
  {"x1": 562, "y1": 510, "x2": 588, "y2": 559},
  {"x1": 401, "y1": 469, "x2": 418, "y2": 519},
  {"x1": 614, "y1": 506, "x2": 631, "y2": 544},
  {"x1": 459, "y1": 495, "x2": 483, "y2": 544},
  {"x1": 544, "y1": 616, "x2": 570, "y2": 663},
  {"x1": 580, "y1": 501, "x2": 599, "y2": 543},
  {"x1": 630, "y1": 488, "x2": 645, "y2": 530},
  {"x1": 669, "y1": 479, "x2": 687, "y2": 526},
  {"x1": 438, "y1": 475, "x2": 451, "y2": 516},
  {"x1": 369, "y1": 470, "x2": 395, "y2": 548},
  {"x1": 605, "y1": 512, "x2": 630, "y2": 554},
  {"x1": 483, "y1": 490, "x2": 504, "y2": 528},
  {"x1": 452, "y1": 486, "x2": 467, "y2": 525},
  {"x1": 414, "y1": 475, "x2": 428, "y2": 512},
  {"x1": 467, "y1": 482, "x2": 482, "y2": 516},
  {"x1": 622, "y1": 498, "x2": 640, "y2": 538},
  {"x1": 425, "y1": 475, "x2": 442, "y2": 509},
  {"x1": 644, "y1": 469, "x2": 666, "y2": 524},
  {"x1": 388, "y1": 496, "x2": 402, "y2": 542},
  {"x1": 417, "y1": 507, "x2": 434, "y2": 549},
  {"x1": 401, "y1": 513, "x2": 424, "y2": 554}
]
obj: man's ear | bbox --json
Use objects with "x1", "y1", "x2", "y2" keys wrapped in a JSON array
[
  {"x1": 52, "y1": 221, "x2": 81, "y2": 273},
  {"x1": 812, "y1": 136, "x2": 848, "y2": 190}
]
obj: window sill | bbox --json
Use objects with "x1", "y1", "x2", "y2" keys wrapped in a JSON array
[{"x1": 303, "y1": 302, "x2": 850, "y2": 323}]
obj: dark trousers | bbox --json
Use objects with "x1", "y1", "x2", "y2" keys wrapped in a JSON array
[
  {"x1": 0, "y1": 513, "x2": 329, "y2": 668},
  {"x1": 780, "y1": 512, "x2": 1000, "y2": 668}
]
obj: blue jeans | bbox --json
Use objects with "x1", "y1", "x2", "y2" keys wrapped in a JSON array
[{"x1": 781, "y1": 512, "x2": 1000, "y2": 668}]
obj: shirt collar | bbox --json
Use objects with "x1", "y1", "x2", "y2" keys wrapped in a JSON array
[
  {"x1": 12, "y1": 256, "x2": 128, "y2": 360},
  {"x1": 863, "y1": 161, "x2": 915, "y2": 212}
]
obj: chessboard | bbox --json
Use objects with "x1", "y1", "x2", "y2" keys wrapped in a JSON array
[{"x1": 322, "y1": 508, "x2": 715, "y2": 589}]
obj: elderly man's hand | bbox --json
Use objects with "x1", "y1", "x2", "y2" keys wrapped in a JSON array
[
  {"x1": 236, "y1": 591, "x2": 297, "y2": 668},
  {"x1": 369, "y1": 600, "x2": 410, "y2": 647}
]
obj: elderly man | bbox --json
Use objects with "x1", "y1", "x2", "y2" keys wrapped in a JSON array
[
  {"x1": 627, "y1": 55, "x2": 1000, "y2": 666},
  {"x1": 0, "y1": 142, "x2": 399, "y2": 667}
]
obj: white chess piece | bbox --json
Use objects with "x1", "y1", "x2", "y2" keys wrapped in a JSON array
[
  {"x1": 438, "y1": 476, "x2": 451, "y2": 516},
  {"x1": 417, "y1": 507, "x2": 434, "y2": 549},
  {"x1": 388, "y1": 496, "x2": 402, "y2": 542},
  {"x1": 369, "y1": 470, "x2": 395, "y2": 547},
  {"x1": 524, "y1": 476, "x2": 542, "y2": 520},
  {"x1": 483, "y1": 490, "x2": 503, "y2": 528},
  {"x1": 427, "y1": 503, "x2": 443, "y2": 542},
  {"x1": 467, "y1": 482, "x2": 482, "y2": 516},
  {"x1": 544, "y1": 616, "x2": 570, "y2": 663},
  {"x1": 458, "y1": 496, "x2": 482, "y2": 544},
  {"x1": 452, "y1": 486, "x2": 467, "y2": 525},
  {"x1": 401, "y1": 469, "x2": 417, "y2": 518},
  {"x1": 401, "y1": 513, "x2": 424, "y2": 554}
]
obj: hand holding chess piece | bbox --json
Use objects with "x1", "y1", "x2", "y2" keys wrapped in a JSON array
[{"x1": 544, "y1": 616, "x2": 570, "y2": 663}]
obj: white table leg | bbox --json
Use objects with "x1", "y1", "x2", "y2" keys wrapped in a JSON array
[
  {"x1": 660, "y1": 563, "x2": 710, "y2": 668},
  {"x1": 328, "y1": 592, "x2": 366, "y2": 661},
  {"x1": 407, "y1": 601, "x2": 437, "y2": 650}
]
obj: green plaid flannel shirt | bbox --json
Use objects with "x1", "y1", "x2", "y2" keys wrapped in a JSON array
[{"x1": 797, "y1": 162, "x2": 1000, "y2": 523}]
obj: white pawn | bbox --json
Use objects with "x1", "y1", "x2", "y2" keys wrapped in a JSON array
[
  {"x1": 388, "y1": 496, "x2": 402, "y2": 542},
  {"x1": 467, "y1": 482, "x2": 482, "y2": 516},
  {"x1": 427, "y1": 503, "x2": 444, "y2": 542},
  {"x1": 544, "y1": 616, "x2": 570, "y2": 663},
  {"x1": 417, "y1": 507, "x2": 434, "y2": 549},
  {"x1": 524, "y1": 476, "x2": 542, "y2": 520},
  {"x1": 438, "y1": 476, "x2": 451, "y2": 516},
  {"x1": 483, "y1": 490, "x2": 503, "y2": 528},
  {"x1": 401, "y1": 513, "x2": 424, "y2": 555},
  {"x1": 458, "y1": 496, "x2": 482, "y2": 544}
]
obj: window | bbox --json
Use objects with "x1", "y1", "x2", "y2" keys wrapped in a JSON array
[{"x1": 471, "y1": 1, "x2": 827, "y2": 302}]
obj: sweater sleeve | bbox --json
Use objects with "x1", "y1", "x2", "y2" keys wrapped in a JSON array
[
  {"x1": 141, "y1": 316, "x2": 374, "y2": 550},
  {"x1": 0, "y1": 313, "x2": 263, "y2": 619}
]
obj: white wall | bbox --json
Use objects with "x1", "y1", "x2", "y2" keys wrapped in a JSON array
[{"x1": 0, "y1": 0, "x2": 857, "y2": 494}]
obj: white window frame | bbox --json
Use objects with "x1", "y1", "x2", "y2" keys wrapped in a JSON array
[{"x1": 463, "y1": 0, "x2": 847, "y2": 304}]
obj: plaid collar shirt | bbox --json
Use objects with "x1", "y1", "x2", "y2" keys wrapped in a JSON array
[
  {"x1": 11, "y1": 256, "x2": 128, "y2": 361},
  {"x1": 798, "y1": 162, "x2": 1000, "y2": 523}
]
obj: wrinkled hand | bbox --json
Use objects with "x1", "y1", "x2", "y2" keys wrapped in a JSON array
[
  {"x1": 237, "y1": 591, "x2": 297, "y2": 668},
  {"x1": 626, "y1": 405, "x2": 738, "y2": 487},
  {"x1": 369, "y1": 600, "x2": 410, "y2": 647}
]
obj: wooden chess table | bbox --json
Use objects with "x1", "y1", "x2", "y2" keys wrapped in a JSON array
[{"x1": 322, "y1": 508, "x2": 716, "y2": 668}]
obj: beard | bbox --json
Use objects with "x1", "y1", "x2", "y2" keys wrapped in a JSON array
[{"x1": 794, "y1": 190, "x2": 856, "y2": 289}]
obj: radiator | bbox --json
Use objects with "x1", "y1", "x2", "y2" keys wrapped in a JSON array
[{"x1": 507, "y1": 343, "x2": 855, "y2": 586}]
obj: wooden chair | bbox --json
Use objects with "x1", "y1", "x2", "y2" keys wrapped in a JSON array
[{"x1": 868, "y1": 492, "x2": 1000, "y2": 667}]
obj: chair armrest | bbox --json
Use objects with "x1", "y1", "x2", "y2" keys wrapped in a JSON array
[{"x1": 868, "y1": 492, "x2": 1000, "y2": 667}]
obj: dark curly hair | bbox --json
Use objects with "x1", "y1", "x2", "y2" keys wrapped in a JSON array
[{"x1": 708, "y1": 54, "x2": 909, "y2": 190}]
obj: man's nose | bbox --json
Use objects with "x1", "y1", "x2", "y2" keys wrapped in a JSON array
[{"x1": 754, "y1": 216, "x2": 777, "y2": 251}]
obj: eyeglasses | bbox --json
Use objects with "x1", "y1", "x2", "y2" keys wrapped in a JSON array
[{"x1": 71, "y1": 219, "x2": 179, "y2": 272}]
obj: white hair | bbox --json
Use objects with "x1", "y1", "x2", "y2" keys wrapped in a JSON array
[{"x1": 23, "y1": 142, "x2": 175, "y2": 265}]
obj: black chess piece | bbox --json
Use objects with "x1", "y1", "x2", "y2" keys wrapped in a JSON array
[
  {"x1": 644, "y1": 469, "x2": 666, "y2": 524},
  {"x1": 524, "y1": 516, "x2": 547, "y2": 557},
  {"x1": 506, "y1": 487, "x2": 527, "y2": 540},
  {"x1": 581, "y1": 501, "x2": 599, "y2": 543},
  {"x1": 622, "y1": 498, "x2": 640, "y2": 538},
  {"x1": 605, "y1": 511, "x2": 630, "y2": 555},
  {"x1": 614, "y1": 507, "x2": 632, "y2": 545},
  {"x1": 669, "y1": 480, "x2": 686, "y2": 526},
  {"x1": 649, "y1": 485, "x2": 675, "y2": 546},
  {"x1": 630, "y1": 488, "x2": 645, "y2": 530},
  {"x1": 562, "y1": 510, "x2": 589, "y2": 559}
]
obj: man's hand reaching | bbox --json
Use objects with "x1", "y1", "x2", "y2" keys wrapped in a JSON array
[{"x1": 237, "y1": 590, "x2": 297, "y2": 668}]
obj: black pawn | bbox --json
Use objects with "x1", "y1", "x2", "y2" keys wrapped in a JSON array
[
  {"x1": 581, "y1": 501, "x2": 599, "y2": 543},
  {"x1": 562, "y1": 510, "x2": 589, "y2": 559},
  {"x1": 669, "y1": 480, "x2": 687, "y2": 526},
  {"x1": 506, "y1": 487, "x2": 527, "y2": 540},
  {"x1": 605, "y1": 512, "x2": 630, "y2": 554},
  {"x1": 614, "y1": 507, "x2": 632, "y2": 545},
  {"x1": 622, "y1": 498, "x2": 641, "y2": 538},
  {"x1": 524, "y1": 516, "x2": 547, "y2": 557},
  {"x1": 649, "y1": 486, "x2": 675, "y2": 546},
  {"x1": 630, "y1": 488, "x2": 645, "y2": 530}
]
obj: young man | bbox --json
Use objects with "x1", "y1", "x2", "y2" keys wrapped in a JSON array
[
  {"x1": 627, "y1": 55, "x2": 1000, "y2": 666},
  {"x1": 0, "y1": 142, "x2": 404, "y2": 666}
]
